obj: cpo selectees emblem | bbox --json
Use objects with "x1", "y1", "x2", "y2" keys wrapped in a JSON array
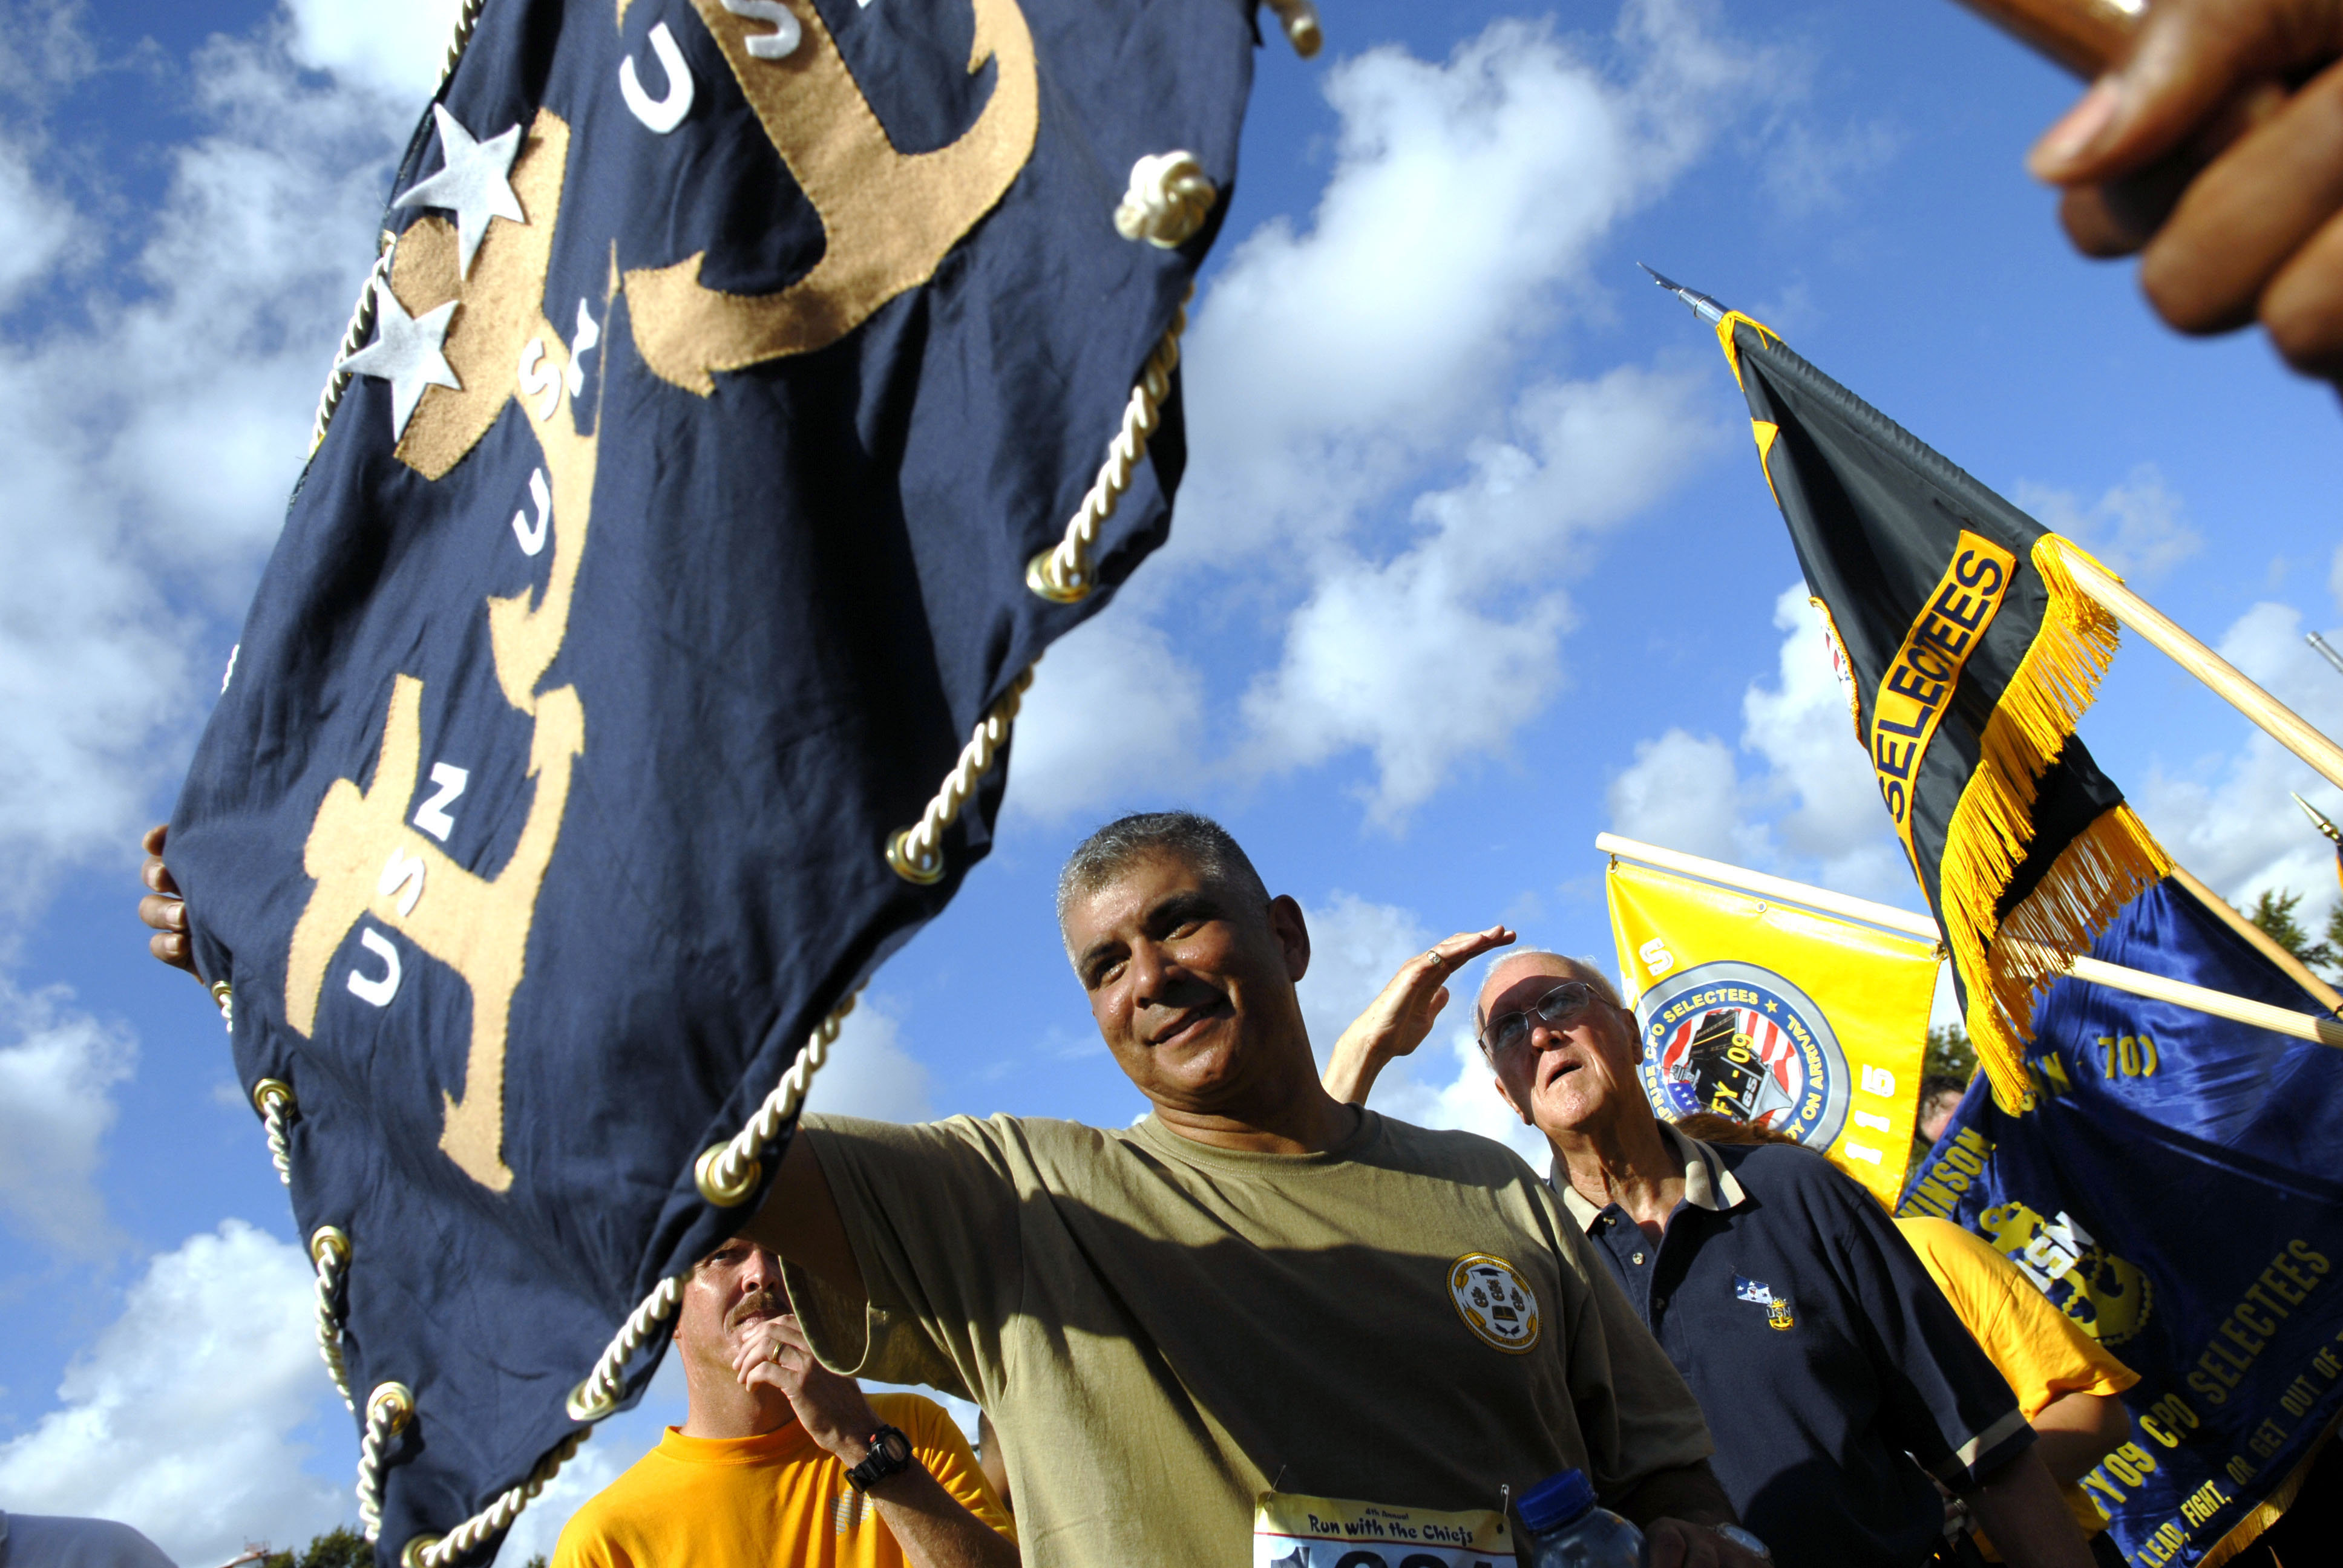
[
  {"x1": 1449, "y1": 1253, "x2": 1541, "y2": 1353},
  {"x1": 1637, "y1": 959, "x2": 1849, "y2": 1151}
]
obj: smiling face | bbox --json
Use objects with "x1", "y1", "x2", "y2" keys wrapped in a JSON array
[
  {"x1": 1478, "y1": 954, "x2": 1648, "y2": 1141},
  {"x1": 1061, "y1": 848, "x2": 1314, "y2": 1116}
]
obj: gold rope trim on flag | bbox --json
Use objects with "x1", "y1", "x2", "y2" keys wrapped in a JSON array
[
  {"x1": 1941, "y1": 534, "x2": 2170, "y2": 1110},
  {"x1": 2194, "y1": 1410, "x2": 2340, "y2": 1568}
]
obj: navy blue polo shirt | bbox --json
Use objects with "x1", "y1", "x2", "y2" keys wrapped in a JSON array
[{"x1": 1559, "y1": 1126, "x2": 2031, "y2": 1568}]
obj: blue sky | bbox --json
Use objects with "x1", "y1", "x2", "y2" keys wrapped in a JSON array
[{"x1": 4, "y1": 0, "x2": 2342, "y2": 1561}]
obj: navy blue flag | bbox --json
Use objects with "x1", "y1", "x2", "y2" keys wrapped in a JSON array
[
  {"x1": 1902, "y1": 878, "x2": 2343, "y2": 1566},
  {"x1": 162, "y1": 0, "x2": 1256, "y2": 1558}
]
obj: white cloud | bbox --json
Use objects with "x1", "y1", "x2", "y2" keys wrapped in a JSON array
[
  {"x1": 1241, "y1": 365, "x2": 1715, "y2": 825},
  {"x1": 2134, "y1": 601, "x2": 2343, "y2": 912},
  {"x1": 1738, "y1": 586, "x2": 1909, "y2": 900},
  {"x1": 0, "y1": 139, "x2": 80, "y2": 311},
  {"x1": 0, "y1": 1221, "x2": 346, "y2": 1566},
  {"x1": 0, "y1": 982, "x2": 134, "y2": 1254},
  {"x1": 0, "y1": 4, "x2": 426, "y2": 892},
  {"x1": 1018, "y1": 2, "x2": 1761, "y2": 831},
  {"x1": 1606, "y1": 728, "x2": 1743, "y2": 864},
  {"x1": 284, "y1": 0, "x2": 463, "y2": 103},
  {"x1": 2014, "y1": 465, "x2": 2201, "y2": 582},
  {"x1": 1607, "y1": 584, "x2": 1914, "y2": 903},
  {"x1": 1006, "y1": 615, "x2": 1207, "y2": 825},
  {"x1": 1295, "y1": 892, "x2": 1434, "y2": 1068},
  {"x1": 801, "y1": 999, "x2": 935, "y2": 1123},
  {"x1": 1175, "y1": 6, "x2": 1749, "y2": 560}
]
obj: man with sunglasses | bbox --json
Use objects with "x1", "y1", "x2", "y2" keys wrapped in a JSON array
[{"x1": 1326, "y1": 947, "x2": 2094, "y2": 1568}]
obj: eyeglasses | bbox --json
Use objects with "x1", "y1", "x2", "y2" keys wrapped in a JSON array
[{"x1": 1480, "y1": 980, "x2": 1602, "y2": 1054}]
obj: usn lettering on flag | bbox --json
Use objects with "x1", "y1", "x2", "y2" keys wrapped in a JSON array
[
  {"x1": 1605, "y1": 854, "x2": 1936, "y2": 1209},
  {"x1": 160, "y1": 0, "x2": 1259, "y2": 1558},
  {"x1": 1698, "y1": 298, "x2": 2169, "y2": 1109}
]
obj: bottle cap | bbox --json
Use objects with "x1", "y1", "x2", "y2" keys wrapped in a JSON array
[{"x1": 1518, "y1": 1467, "x2": 1597, "y2": 1533}]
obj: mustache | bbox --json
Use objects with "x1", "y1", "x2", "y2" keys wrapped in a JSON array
[{"x1": 724, "y1": 1286, "x2": 786, "y2": 1333}]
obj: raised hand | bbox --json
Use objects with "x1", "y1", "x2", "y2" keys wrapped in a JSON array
[
  {"x1": 1321, "y1": 925, "x2": 1515, "y2": 1105},
  {"x1": 729, "y1": 1312, "x2": 879, "y2": 1459}
]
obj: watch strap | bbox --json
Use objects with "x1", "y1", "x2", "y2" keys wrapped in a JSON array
[{"x1": 844, "y1": 1423, "x2": 913, "y2": 1492}]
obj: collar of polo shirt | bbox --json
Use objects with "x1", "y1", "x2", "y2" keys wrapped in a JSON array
[{"x1": 1555, "y1": 1123, "x2": 1749, "y2": 1231}]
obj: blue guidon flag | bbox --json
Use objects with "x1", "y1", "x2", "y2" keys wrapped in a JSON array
[
  {"x1": 163, "y1": 0, "x2": 1257, "y2": 1557},
  {"x1": 1902, "y1": 878, "x2": 2343, "y2": 1566}
]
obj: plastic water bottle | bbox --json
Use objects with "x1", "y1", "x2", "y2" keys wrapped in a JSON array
[{"x1": 1516, "y1": 1468, "x2": 1648, "y2": 1567}]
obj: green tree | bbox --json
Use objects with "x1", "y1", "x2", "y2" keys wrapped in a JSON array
[
  {"x1": 1924, "y1": 1023, "x2": 1977, "y2": 1085},
  {"x1": 2247, "y1": 888, "x2": 2339, "y2": 973},
  {"x1": 258, "y1": 1526, "x2": 370, "y2": 1568},
  {"x1": 254, "y1": 1529, "x2": 526, "y2": 1568}
]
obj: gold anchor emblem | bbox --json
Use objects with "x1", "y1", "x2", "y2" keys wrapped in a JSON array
[
  {"x1": 284, "y1": 110, "x2": 591, "y2": 1193},
  {"x1": 283, "y1": 0, "x2": 1035, "y2": 1191},
  {"x1": 625, "y1": 0, "x2": 1039, "y2": 393}
]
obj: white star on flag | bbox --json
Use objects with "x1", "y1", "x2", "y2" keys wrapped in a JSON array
[
  {"x1": 395, "y1": 105, "x2": 526, "y2": 277},
  {"x1": 339, "y1": 278, "x2": 460, "y2": 440}
]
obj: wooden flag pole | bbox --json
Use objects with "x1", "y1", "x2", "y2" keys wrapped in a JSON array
[
  {"x1": 1595, "y1": 834, "x2": 1942, "y2": 943},
  {"x1": 1951, "y1": 0, "x2": 2138, "y2": 79},
  {"x1": 2054, "y1": 544, "x2": 2343, "y2": 795},
  {"x1": 2168, "y1": 864, "x2": 2343, "y2": 1015},
  {"x1": 1596, "y1": 833, "x2": 2343, "y2": 1051}
]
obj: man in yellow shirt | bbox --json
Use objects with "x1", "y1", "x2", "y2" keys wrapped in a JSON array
[
  {"x1": 1896, "y1": 1217, "x2": 2138, "y2": 1568},
  {"x1": 552, "y1": 1233, "x2": 1014, "y2": 1568}
]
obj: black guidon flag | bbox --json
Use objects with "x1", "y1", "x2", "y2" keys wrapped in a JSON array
[
  {"x1": 1666, "y1": 278, "x2": 2169, "y2": 1110},
  {"x1": 163, "y1": 0, "x2": 1256, "y2": 1558}
]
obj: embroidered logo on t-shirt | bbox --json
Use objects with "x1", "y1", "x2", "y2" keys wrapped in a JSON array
[
  {"x1": 1447, "y1": 1253, "x2": 1541, "y2": 1353},
  {"x1": 1734, "y1": 1274, "x2": 1795, "y2": 1330}
]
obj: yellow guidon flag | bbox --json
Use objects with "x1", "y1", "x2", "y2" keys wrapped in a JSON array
[
  {"x1": 1647, "y1": 270, "x2": 2170, "y2": 1109},
  {"x1": 1606, "y1": 854, "x2": 1938, "y2": 1209}
]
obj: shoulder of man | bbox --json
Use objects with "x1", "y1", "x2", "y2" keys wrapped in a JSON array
[
  {"x1": 1359, "y1": 1111, "x2": 1552, "y2": 1186},
  {"x1": 1706, "y1": 1134, "x2": 1861, "y2": 1204},
  {"x1": 802, "y1": 1110, "x2": 1106, "y2": 1157},
  {"x1": 549, "y1": 1432, "x2": 680, "y2": 1560}
]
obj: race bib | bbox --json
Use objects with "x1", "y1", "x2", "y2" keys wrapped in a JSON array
[{"x1": 1253, "y1": 1491, "x2": 1513, "y2": 1567}]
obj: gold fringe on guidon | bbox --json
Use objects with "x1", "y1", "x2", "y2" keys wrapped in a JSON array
[
  {"x1": 2194, "y1": 1410, "x2": 2338, "y2": 1568},
  {"x1": 1941, "y1": 535, "x2": 2174, "y2": 1111}
]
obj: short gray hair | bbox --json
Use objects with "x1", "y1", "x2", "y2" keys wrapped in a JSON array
[
  {"x1": 1472, "y1": 950, "x2": 1624, "y2": 1038},
  {"x1": 1055, "y1": 811, "x2": 1270, "y2": 934}
]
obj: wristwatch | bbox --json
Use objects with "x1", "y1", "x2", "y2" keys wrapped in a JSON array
[
  {"x1": 844, "y1": 1423, "x2": 914, "y2": 1492},
  {"x1": 1714, "y1": 1523, "x2": 1772, "y2": 1560}
]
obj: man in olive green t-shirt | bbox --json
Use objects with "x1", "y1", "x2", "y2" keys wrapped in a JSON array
[{"x1": 746, "y1": 811, "x2": 1764, "y2": 1567}]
